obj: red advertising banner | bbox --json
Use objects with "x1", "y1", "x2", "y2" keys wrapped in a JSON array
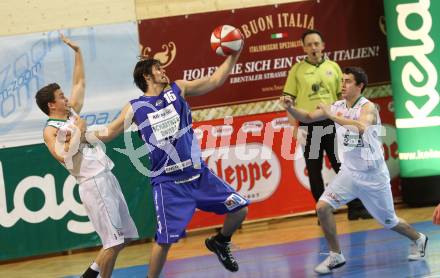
[
  {"x1": 187, "y1": 96, "x2": 399, "y2": 230},
  {"x1": 138, "y1": 0, "x2": 389, "y2": 109}
]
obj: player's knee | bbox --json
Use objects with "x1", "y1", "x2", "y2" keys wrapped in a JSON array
[
  {"x1": 238, "y1": 206, "x2": 248, "y2": 217},
  {"x1": 108, "y1": 243, "x2": 125, "y2": 254},
  {"x1": 316, "y1": 201, "x2": 331, "y2": 215},
  {"x1": 235, "y1": 206, "x2": 248, "y2": 221},
  {"x1": 382, "y1": 218, "x2": 399, "y2": 229},
  {"x1": 228, "y1": 206, "x2": 248, "y2": 218},
  {"x1": 316, "y1": 201, "x2": 333, "y2": 217},
  {"x1": 157, "y1": 242, "x2": 172, "y2": 251}
]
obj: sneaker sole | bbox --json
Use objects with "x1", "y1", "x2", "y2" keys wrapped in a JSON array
[
  {"x1": 315, "y1": 261, "x2": 346, "y2": 274},
  {"x1": 331, "y1": 261, "x2": 346, "y2": 270},
  {"x1": 205, "y1": 239, "x2": 239, "y2": 272}
]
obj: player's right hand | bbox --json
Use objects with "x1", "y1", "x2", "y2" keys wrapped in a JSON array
[
  {"x1": 56, "y1": 128, "x2": 72, "y2": 143},
  {"x1": 280, "y1": 95, "x2": 294, "y2": 109}
]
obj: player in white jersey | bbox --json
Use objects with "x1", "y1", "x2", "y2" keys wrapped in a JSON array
[
  {"x1": 35, "y1": 34, "x2": 138, "y2": 278},
  {"x1": 281, "y1": 66, "x2": 428, "y2": 275}
]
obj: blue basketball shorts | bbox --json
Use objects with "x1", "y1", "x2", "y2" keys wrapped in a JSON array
[{"x1": 151, "y1": 165, "x2": 249, "y2": 244}]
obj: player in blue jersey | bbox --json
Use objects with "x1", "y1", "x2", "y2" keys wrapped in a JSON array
[{"x1": 89, "y1": 47, "x2": 248, "y2": 278}]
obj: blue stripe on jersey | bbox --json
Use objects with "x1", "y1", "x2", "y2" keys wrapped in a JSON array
[{"x1": 130, "y1": 82, "x2": 203, "y2": 181}]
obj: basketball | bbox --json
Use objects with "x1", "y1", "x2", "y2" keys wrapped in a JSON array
[{"x1": 210, "y1": 25, "x2": 244, "y2": 56}]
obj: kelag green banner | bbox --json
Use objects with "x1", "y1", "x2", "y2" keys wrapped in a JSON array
[
  {"x1": 0, "y1": 132, "x2": 156, "y2": 261},
  {"x1": 384, "y1": 0, "x2": 440, "y2": 177}
]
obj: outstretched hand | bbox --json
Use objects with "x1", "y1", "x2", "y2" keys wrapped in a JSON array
[
  {"x1": 60, "y1": 33, "x2": 80, "y2": 52},
  {"x1": 280, "y1": 95, "x2": 294, "y2": 109}
]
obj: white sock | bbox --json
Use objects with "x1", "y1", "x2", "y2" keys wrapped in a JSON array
[{"x1": 90, "y1": 262, "x2": 100, "y2": 272}]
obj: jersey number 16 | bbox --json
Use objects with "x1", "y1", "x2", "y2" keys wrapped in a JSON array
[{"x1": 164, "y1": 91, "x2": 176, "y2": 103}]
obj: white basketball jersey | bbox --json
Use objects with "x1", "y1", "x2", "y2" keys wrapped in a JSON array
[
  {"x1": 331, "y1": 97, "x2": 388, "y2": 174},
  {"x1": 46, "y1": 109, "x2": 114, "y2": 183}
]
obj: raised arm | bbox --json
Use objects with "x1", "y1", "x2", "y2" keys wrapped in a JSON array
[
  {"x1": 280, "y1": 95, "x2": 327, "y2": 124},
  {"x1": 61, "y1": 34, "x2": 85, "y2": 113},
  {"x1": 86, "y1": 104, "x2": 134, "y2": 143},
  {"x1": 176, "y1": 48, "x2": 242, "y2": 98}
]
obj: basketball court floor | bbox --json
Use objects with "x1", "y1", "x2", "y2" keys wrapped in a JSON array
[
  {"x1": 1, "y1": 206, "x2": 439, "y2": 278},
  {"x1": 65, "y1": 222, "x2": 438, "y2": 278}
]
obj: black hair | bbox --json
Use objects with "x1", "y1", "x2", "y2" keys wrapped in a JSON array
[
  {"x1": 301, "y1": 29, "x2": 324, "y2": 43},
  {"x1": 344, "y1": 67, "x2": 368, "y2": 92},
  {"x1": 133, "y1": 58, "x2": 161, "y2": 93},
  {"x1": 35, "y1": 83, "x2": 60, "y2": 115}
]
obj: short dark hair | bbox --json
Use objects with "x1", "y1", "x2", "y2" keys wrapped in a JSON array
[
  {"x1": 35, "y1": 83, "x2": 60, "y2": 115},
  {"x1": 133, "y1": 58, "x2": 161, "y2": 92},
  {"x1": 301, "y1": 29, "x2": 324, "y2": 43},
  {"x1": 344, "y1": 67, "x2": 368, "y2": 92}
]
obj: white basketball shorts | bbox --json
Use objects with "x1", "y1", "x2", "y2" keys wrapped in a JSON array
[
  {"x1": 319, "y1": 167, "x2": 399, "y2": 228},
  {"x1": 79, "y1": 171, "x2": 139, "y2": 249}
]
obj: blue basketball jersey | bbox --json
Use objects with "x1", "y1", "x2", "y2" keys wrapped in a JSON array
[{"x1": 130, "y1": 82, "x2": 203, "y2": 182}]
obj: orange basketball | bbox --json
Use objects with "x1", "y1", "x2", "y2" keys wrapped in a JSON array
[{"x1": 210, "y1": 25, "x2": 244, "y2": 56}]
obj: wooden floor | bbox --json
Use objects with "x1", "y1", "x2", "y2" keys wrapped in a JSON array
[{"x1": 0, "y1": 205, "x2": 436, "y2": 278}]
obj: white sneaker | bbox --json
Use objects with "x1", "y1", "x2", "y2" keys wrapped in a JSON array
[
  {"x1": 408, "y1": 233, "x2": 428, "y2": 261},
  {"x1": 314, "y1": 251, "x2": 346, "y2": 274}
]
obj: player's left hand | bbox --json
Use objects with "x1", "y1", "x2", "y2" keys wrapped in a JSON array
[{"x1": 60, "y1": 33, "x2": 80, "y2": 52}]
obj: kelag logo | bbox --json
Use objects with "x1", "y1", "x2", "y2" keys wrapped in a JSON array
[
  {"x1": 0, "y1": 161, "x2": 93, "y2": 234},
  {"x1": 389, "y1": 0, "x2": 439, "y2": 129},
  {"x1": 385, "y1": 0, "x2": 440, "y2": 177}
]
